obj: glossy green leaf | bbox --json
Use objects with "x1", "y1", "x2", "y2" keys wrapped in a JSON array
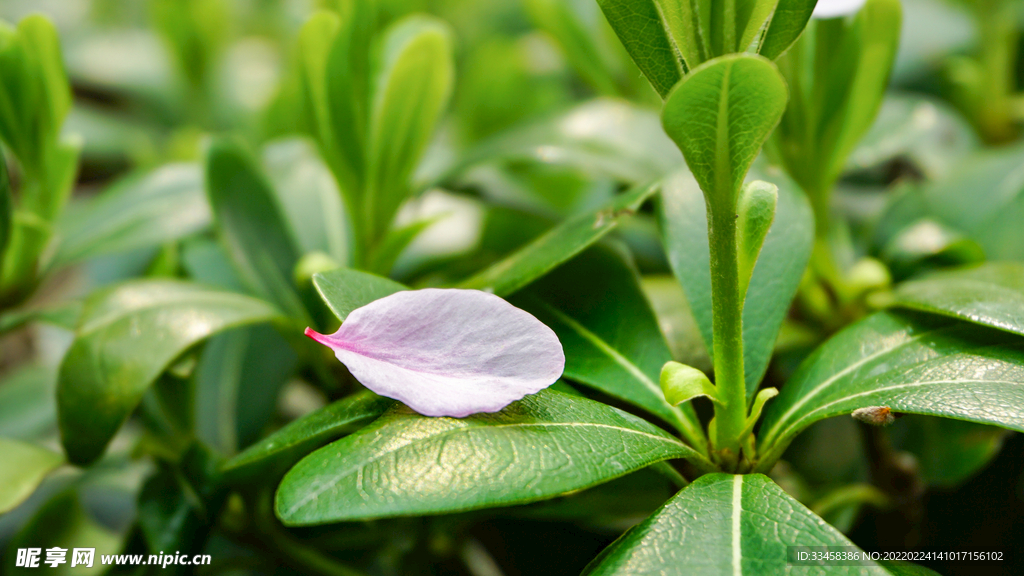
[
  {"x1": 660, "y1": 168, "x2": 814, "y2": 398},
  {"x1": 757, "y1": 311, "x2": 1024, "y2": 471},
  {"x1": 312, "y1": 267, "x2": 406, "y2": 322},
  {"x1": 276, "y1": 389, "x2": 703, "y2": 524},
  {"x1": 511, "y1": 247, "x2": 706, "y2": 449},
  {"x1": 57, "y1": 280, "x2": 281, "y2": 465},
  {"x1": 585, "y1": 473, "x2": 912, "y2": 575},
  {"x1": 206, "y1": 139, "x2": 309, "y2": 320},
  {"x1": 0, "y1": 438, "x2": 63, "y2": 514},
  {"x1": 893, "y1": 263, "x2": 1024, "y2": 337},
  {"x1": 54, "y1": 163, "x2": 209, "y2": 266},
  {"x1": 595, "y1": 0, "x2": 682, "y2": 97},
  {"x1": 461, "y1": 181, "x2": 658, "y2": 296},
  {"x1": 881, "y1": 219, "x2": 984, "y2": 282},
  {"x1": 364, "y1": 15, "x2": 453, "y2": 246},
  {"x1": 4, "y1": 490, "x2": 120, "y2": 576},
  {"x1": 223, "y1": 391, "x2": 393, "y2": 479},
  {"x1": 662, "y1": 54, "x2": 788, "y2": 209}
]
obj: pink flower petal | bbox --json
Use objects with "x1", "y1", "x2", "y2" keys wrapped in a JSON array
[{"x1": 305, "y1": 289, "x2": 565, "y2": 417}]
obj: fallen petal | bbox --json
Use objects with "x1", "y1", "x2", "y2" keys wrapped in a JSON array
[{"x1": 306, "y1": 289, "x2": 565, "y2": 417}]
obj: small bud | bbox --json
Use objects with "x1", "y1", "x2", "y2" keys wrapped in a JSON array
[{"x1": 851, "y1": 406, "x2": 895, "y2": 426}]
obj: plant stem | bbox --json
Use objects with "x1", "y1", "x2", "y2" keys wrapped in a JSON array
[{"x1": 707, "y1": 201, "x2": 746, "y2": 462}]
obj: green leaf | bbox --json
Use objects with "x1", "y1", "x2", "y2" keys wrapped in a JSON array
[
  {"x1": 662, "y1": 54, "x2": 788, "y2": 209},
  {"x1": 0, "y1": 438, "x2": 63, "y2": 514},
  {"x1": 736, "y1": 180, "x2": 778, "y2": 296},
  {"x1": 774, "y1": 0, "x2": 902, "y2": 197},
  {"x1": 758, "y1": 0, "x2": 819, "y2": 60},
  {"x1": 194, "y1": 325, "x2": 298, "y2": 455},
  {"x1": 0, "y1": 155, "x2": 10, "y2": 268},
  {"x1": 275, "y1": 389, "x2": 703, "y2": 525},
  {"x1": 893, "y1": 263, "x2": 1024, "y2": 338},
  {"x1": 661, "y1": 361, "x2": 719, "y2": 406},
  {"x1": 223, "y1": 391, "x2": 392, "y2": 480},
  {"x1": 448, "y1": 99, "x2": 683, "y2": 188},
  {"x1": 660, "y1": 168, "x2": 814, "y2": 398},
  {"x1": 880, "y1": 219, "x2": 984, "y2": 281},
  {"x1": 364, "y1": 15, "x2": 454, "y2": 247},
  {"x1": 584, "y1": 473, "x2": 910, "y2": 575},
  {"x1": 595, "y1": 0, "x2": 682, "y2": 97},
  {"x1": 460, "y1": 181, "x2": 659, "y2": 296},
  {"x1": 262, "y1": 139, "x2": 349, "y2": 266},
  {"x1": 511, "y1": 246, "x2": 706, "y2": 449},
  {"x1": 54, "y1": 163, "x2": 209, "y2": 266},
  {"x1": 57, "y1": 280, "x2": 281, "y2": 465},
  {"x1": 525, "y1": 0, "x2": 620, "y2": 95},
  {"x1": 312, "y1": 267, "x2": 406, "y2": 322},
  {"x1": 757, "y1": 311, "x2": 1024, "y2": 471},
  {"x1": 0, "y1": 365, "x2": 57, "y2": 440},
  {"x1": 4, "y1": 490, "x2": 120, "y2": 576},
  {"x1": 921, "y1": 144, "x2": 1024, "y2": 261},
  {"x1": 206, "y1": 139, "x2": 309, "y2": 320},
  {"x1": 891, "y1": 415, "x2": 1007, "y2": 487}
]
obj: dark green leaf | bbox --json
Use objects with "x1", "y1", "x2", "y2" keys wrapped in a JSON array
[
  {"x1": 512, "y1": 246, "x2": 706, "y2": 448},
  {"x1": 312, "y1": 267, "x2": 406, "y2": 322},
  {"x1": 893, "y1": 263, "x2": 1024, "y2": 338},
  {"x1": 881, "y1": 219, "x2": 984, "y2": 281},
  {"x1": 757, "y1": 311, "x2": 1024, "y2": 471},
  {"x1": 275, "y1": 390, "x2": 703, "y2": 524},
  {"x1": 584, "y1": 473, "x2": 913, "y2": 575},
  {"x1": 206, "y1": 139, "x2": 308, "y2": 320},
  {"x1": 662, "y1": 54, "x2": 788, "y2": 208},
  {"x1": 891, "y1": 415, "x2": 1007, "y2": 487},
  {"x1": 0, "y1": 438, "x2": 63, "y2": 514},
  {"x1": 54, "y1": 164, "x2": 209, "y2": 266},
  {"x1": 758, "y1": 0, "x2": 819, "y2": 60},
  {"x1": 194, "y1": 325, "x2": 298, "y2": 455},
  {"x1": 595, "y1": 0, "x2": 682, "y2": 97},
  {"x1": 460, "y1": 181, "x2": 658, "y2": 296},
  {"x1": 660, "y1": 168, "x2": 814, "y2": 397},
  {"x1": 223, "y1": 391, "x2": 392, "y2": 480},
  {"x1": 57, "y1": 280, "x2": 281, "y2": 465}
]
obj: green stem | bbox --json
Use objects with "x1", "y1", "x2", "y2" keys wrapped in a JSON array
[{"x1": 707, "y1": 202, "x2": 746, "y2": 461}]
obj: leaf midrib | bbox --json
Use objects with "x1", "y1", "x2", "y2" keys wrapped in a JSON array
[{"x1": 282, "y1": 420, "x2": 689, "y2": 516}]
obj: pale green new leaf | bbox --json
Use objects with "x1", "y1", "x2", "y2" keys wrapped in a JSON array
[
  {"x1": 365, "y1": 15, "x2": 453, "y2": 246},
  {"x1": 0, "y1": 438, "x2": 63, "y2": 514},
  {"x1": 757, "y1": 311, "x2": 1024, "y2": 471},
  {"x1": 893, "y1": 262, "x2": 1024, "y2": 338},
  {"x1": 275, "y1": 390, "x2": 702, "y2": 524},
  {"x1": 584, "y1": 473, "x2": 931, "y2": 575},
  {"x1": 57, "y1": 280, "x2": 281, "y2": 465},
  {"x1": 662, "y1": 54, "x2": 788, "y2": 208}
]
